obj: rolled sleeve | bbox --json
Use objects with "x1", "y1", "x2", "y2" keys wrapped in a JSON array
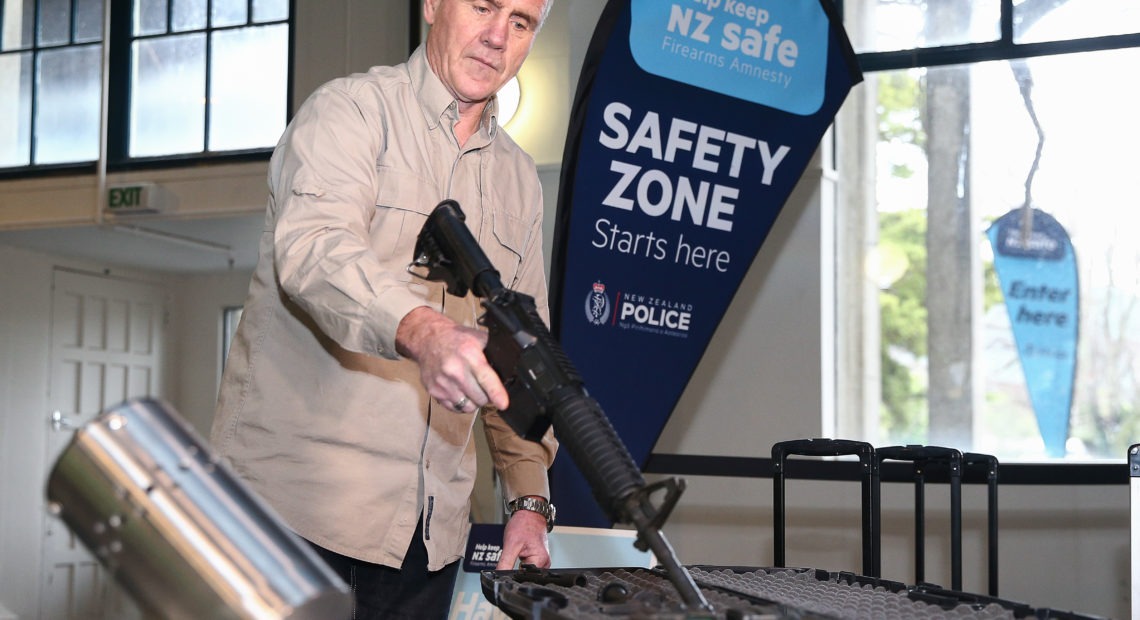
[
  {"x1": 483, "y1": 410, "x2": 557, "y2": 500},
  {"x1": 270, "y1": 80, "x2": 435, "y2": 359}
]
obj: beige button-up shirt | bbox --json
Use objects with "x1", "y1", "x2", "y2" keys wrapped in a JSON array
[{"x1": 210, "y1": 46, "x2": 557, "y2": 570}]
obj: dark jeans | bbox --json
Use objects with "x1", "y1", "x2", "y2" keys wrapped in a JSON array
[{"x1": 307, "y1": 519, "x2": 460, "y2": 620}]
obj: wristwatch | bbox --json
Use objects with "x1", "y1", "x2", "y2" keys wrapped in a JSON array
[{"x1": 506, "y1": 496, "x2": 556, "y2": 532}]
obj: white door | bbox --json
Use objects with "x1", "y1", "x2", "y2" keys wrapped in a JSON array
[{"x1": 40, "y1": 268, "x2": 166, "y2": 620}]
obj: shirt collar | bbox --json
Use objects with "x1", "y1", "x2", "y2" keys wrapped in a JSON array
[{"x1": 408, "y1": 45, "x2": 500, "y2": 143}]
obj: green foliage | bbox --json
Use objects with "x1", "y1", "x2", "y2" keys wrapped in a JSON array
[
  {"x1": 879, "y1": 211, "x2": 928, "y2": 354},
  {"x1": 878, "y1": 209, "x2": 929, "y2": 443},
  {"x1": 875, "y1": 64, "x2": 931, "y2": 445},
  {"x1": 877, "y1": 71, "x2": 926, "y2": 148},
  {"x1": 879, "y1": 346, "x2": 928, "y2": 443},
  {"x1": 982, "y1": 253, "x2": 1004, "y2": 311},
  {"x1": 980, "y1": 216, "x2": 1005, "y2": 311}
]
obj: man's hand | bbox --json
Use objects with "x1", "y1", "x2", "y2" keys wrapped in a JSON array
[
  {"x1": 396, "y1": 307, "x2": 509, "y2": 412},
  {"x1": 496, "y1": 508, "x2": 551, "y2": 570}
]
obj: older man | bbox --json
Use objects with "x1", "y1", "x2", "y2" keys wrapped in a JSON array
[{"x1": 210, "y1": 0, "x2": 557, "y2": 617}]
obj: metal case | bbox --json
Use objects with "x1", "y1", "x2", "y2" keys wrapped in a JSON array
[{"x1": 46, "y1": 398, "x2": 352, "y2": 620}]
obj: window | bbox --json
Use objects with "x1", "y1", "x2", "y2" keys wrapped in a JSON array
[
  {"x1": 836, "y1": 0, "x2": 1140, "y2": 462},
  {"x1": 126, "y1": 0, "x2": 289, "y2": 157},
  {"x1": 0, "y1": 0, "x2": 104, "y2": 166},
  {"x1": 0, "y1": 0, "x2": 289, "y2": 171},
  {"x1": 222, "y1": 304, "x2": 242, "y2": 367}
]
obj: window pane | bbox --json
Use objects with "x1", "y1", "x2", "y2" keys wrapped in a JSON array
[
  {"x1": 860, "y1": 48, "x2": 1140, "y2": 461},
  {"x1": 3, "y1": 0, "x2": 36, "y2": 50},
  {"x1": 252, "y1": 0, "x2": 288, "y2": 23},
  {"x1": 38, "y1": 0, "x2": 71, "y2": 45},
  {"x1": 0, "y1": 52, "x2": 33, "y2": 166},
  {"x1": 1016, "y1": 0, "x2": 1140, "y2": 43},
  {"x1": 983, "y1": 49, "x2": 1140, "y2": 460},
  {"x1": 208, "y1": 24, "x2": 286, "y2": 151},
  {"x1": 845, "y1": 0, "x2": 1000, "y2": 53},
  {"x1": 130, "y1": 33, "x2": 206, "y2": 156},
  {"x1": 135, "y1": 0, "x2": 168, "y2": 36},
  {"x1": 211, "y1": 0, "x2": 247, "y2": 27},
  {"x1": 35, "y1": 44, "x2": 101, "y2": 163},
  {"x1": 223, "y1": 306, "x2": 243, "y2": 366},
  {"x1": 172, "y1": 0, "x2": 206, "y2": 32},
  {"x1": 2, "y1": 0, "x2": 289, "y2": 170},
  {"x1": 75, "y1": 0, "x2": 103, "y2": 43}
]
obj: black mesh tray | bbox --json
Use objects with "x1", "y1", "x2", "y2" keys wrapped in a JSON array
[{"x1": 479, "y1": 565, "x2": 1108, "y2": 620}]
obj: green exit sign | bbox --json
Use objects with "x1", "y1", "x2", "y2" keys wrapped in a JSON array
[{"x1": 106, "y1": 183, "x2": 167, "y2": 214}]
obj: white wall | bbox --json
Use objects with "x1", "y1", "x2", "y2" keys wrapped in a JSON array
[
  {"x1": 0, "y1": 1, "x2": 1131, "y2": 619},
  {"x1": 167, "y1": 270, "x2": 257, "y2": 436},
  {"x1": 0, "y1": 246, "x2": 55, "y2": 620},
  {"x1": 0, "y1": 246, "x2": 181, "y2": 619}
]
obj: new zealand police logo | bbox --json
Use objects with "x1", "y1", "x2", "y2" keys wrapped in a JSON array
[{"x1": 584, "y1": 281, "x2": 611, "y2": 326}]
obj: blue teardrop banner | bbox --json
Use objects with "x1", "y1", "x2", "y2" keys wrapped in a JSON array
[{"x1": 986, "y1": 208, "x2": 1079, "y2": 458}]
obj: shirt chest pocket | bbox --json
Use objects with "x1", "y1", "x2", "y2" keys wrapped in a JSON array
[
  {"x1": 373, "y1": 166, "x2": 529, "y2": 290},
  {"x1": 485, "y1": 209, "x2": 527, "y2": 289},
  {"x1": 371, "y1": 167, "x2": 440, "y2": 265}
]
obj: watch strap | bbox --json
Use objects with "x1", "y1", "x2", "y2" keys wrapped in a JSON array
[{"x1": 506, "y1": 496, "x2": 556, "y2": 532}]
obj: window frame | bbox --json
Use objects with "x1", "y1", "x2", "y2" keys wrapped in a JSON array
[
  {"x1": 0, "y1": 0, "x2": 294, "y2": 179},
  {"x1": 845, "y1": 0, "x2": 1140, "y2": 80}
]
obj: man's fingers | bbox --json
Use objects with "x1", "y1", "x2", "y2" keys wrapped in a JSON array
[
  {"x1": 494, "y1": 538, "x2": 550, "y2": 570},
  {"x1": 517, "y1": 545, "x2": 551, "y2": 569},
  {"x1": 399, "y1": 310, "x2": 510, "y2": 411},
  {"x1": 499, "y1": 509, "x2": 550, "y2": 570},
  {"x1": 473, "y1": 367, "x2": 509, "y2": 410},
  {"x1": 495, "y1": 547, "x2": 519, "y2": 570}
]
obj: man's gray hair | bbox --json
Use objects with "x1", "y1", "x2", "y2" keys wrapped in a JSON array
[{"x1": 537, "y1": 0, "x2": 554, "y2": 31}]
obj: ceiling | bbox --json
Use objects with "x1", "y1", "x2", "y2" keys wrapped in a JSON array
[{"x1": 0, "y1": 214, "x2": 264, "y2": 274}]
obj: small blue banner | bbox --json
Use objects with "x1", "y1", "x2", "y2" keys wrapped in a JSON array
[
  {"x1": 461, "y1": 524, "x2": 505, "y2": 573},
  {"x1": 548, "y1": 0, "x2": 862, "y2": 526},
  {"x1": 986, "y1": 208, "x2": 1079, "y2": 458}
]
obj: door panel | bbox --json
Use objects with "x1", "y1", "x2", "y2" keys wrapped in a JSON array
[{"x1": 40, "y1": 269, "x2": 166, "y2": 620}]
